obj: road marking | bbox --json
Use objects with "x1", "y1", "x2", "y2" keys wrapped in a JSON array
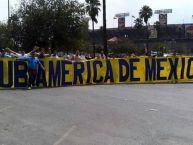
[
  {"x1": 53, "y1": 125, "x2": 76, "y2": 145},
  {"x1": 149, "y1": 109, "x2": 158, "y2": 112},
  {"x1": 0, "y1": 106, "x2": 12, "y2": 113}
]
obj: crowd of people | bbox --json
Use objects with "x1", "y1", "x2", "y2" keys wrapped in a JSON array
[
  {"x1": 0, "y1": 46, "x2": 108, "y2": 89},
  {"x1": 0, "y1": 46, "x2": 179, "y2": 89},
  {"x1": 0, "y1": 46, "x2": 108, "y2": 61},
  {"x1": 1, "y1": 47, "x2": 177, "y2": 61}
]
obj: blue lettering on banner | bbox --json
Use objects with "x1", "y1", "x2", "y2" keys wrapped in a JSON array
[
  {"x1": 157, "y1": 58, "x2": 167, "y2": 81},
  {"x1": 145, "y1": 58, "x2": 156, "y2": 81},
  {"x1": 14, "y1": 61, "x2": 28, "y2": 88},
  {"x1": 130, "y1": 58, "x2": 140, "y2": 81},
  {"x1": 49, "y1": 61, "x2": 61, "y2": 87},
  {"x1": 1, "y1": 57, "x2": 193, "y2": 88},
  {"x1": 93, "y1": 60, "x2": 103, "y2": 83},
  {"x1": 104, "y1": 60, "x2": 114, "y2": 83},
  {"x1": 119, "y1": 59, "x2": 129, "y2": 82},
  {"x1": 180, "y1": 58, "x2": 185, "y2": 79},
  {"x1": 168, "y1": 58, "x2": 178, "y2": 80},
  {"x1": 0, "y1": 61, "x2": 13, "y2": 88},
  {"x1": 73, "y1": 62, "x2": 85, "y2": 85},
  {"x1": 187, "y1": 58, "x2": 193, "y2": 79},
  {"x1": 86, "y1": 61, "x2": 91, "y2": 84}
]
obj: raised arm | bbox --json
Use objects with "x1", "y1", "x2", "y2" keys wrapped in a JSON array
[
  {"x1": 28, "y1": 46, "x2": 40, "y2": 54},
  {"x1": 6, "y1": 48, "x2": 18, "y2": 54}
]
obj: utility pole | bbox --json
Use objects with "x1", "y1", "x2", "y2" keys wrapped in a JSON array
[
  {"x1": 8, "y1": 0, "x2": 11, "y2": 27},
  {"x1": 8, "y1": 0, "x2": 10, "y2": 19},
  {"x1": 103, "y1": 0, "x2": 108, "y2": 57}
]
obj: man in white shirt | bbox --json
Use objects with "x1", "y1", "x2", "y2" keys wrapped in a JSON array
[{"x1": 6, "y1": 46, "x2": 39, "y2": 59}]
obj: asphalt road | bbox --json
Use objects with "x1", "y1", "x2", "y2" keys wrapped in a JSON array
[{"x1": 0, "y1": 84, "x2": 193, "y2": 145}]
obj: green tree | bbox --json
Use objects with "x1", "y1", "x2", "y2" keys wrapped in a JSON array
[
  {"x1": 0, "y1": 22, "x2": 15, "y2": 49},
  {"x1": 139, "y1": 5, "x2": 153, "y2": 26},
  {"x1": 0, "y1": 22, "x2": 8, "y2": 49},
  {"x1": 134, "y1": 18, "x2": 143, "y2": 29},
  {"x1": 139, "y1": 5, "x2": 153, "y2": 53},
  {"x1": 9, "y1": 0, "x2": 88, "y2": 52},
  {"x1": 108, "y1": 38, "x2": 137, "y2": 54},
  {"x1": 85, "y1": 0, "x2": 101, "y2": 56}
]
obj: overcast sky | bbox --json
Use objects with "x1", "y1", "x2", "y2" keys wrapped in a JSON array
[{"x1": 1, "y1": 0, "x2": 193, "y2": 29}]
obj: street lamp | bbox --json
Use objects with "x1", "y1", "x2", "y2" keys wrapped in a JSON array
[
  {"x1": 8, "y1": 0, "x2": 10, "y2": 19},
  {"x1": 114, "y1": 12, "x2": 129, "y2": 28},
  {"x1": 103, "y1": 0, "x2": 107, "y2": 57}
]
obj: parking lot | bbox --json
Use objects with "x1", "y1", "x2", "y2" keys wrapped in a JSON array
[{"x1": 0, "y1": 84, "x2": 193, "y2": 145}]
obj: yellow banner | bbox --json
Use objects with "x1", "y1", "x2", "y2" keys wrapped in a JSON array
[{"x1": 0, "y1": 56, "x2": 193, "y2": 88}]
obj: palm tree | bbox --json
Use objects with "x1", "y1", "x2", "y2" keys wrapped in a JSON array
[
  {"x1": 139, "y1": 5, "x2": 153, "y2": 26},
  {"x1": 85, "y1": 0, "x2": 101, "y2": 56},
  {"x1": 134, "y1": 18, "x2": 143, "y2": 29},
  {"x1": 139, "y1": 5, "x2": 152, "y2": 53}
]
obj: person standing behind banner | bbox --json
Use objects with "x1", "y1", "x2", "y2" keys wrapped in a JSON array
[
  {"x1": 71, "y1": 50, "x2": 82, "y2": 62},
  {"x1": 36, "y1": 48, "x2": 51, "y2": 58},
  {"x1": 25, "y1": 52, "x2": 45, "y2": 89},
  {"x1": 1, "y1": 49, "x2": 12, "y2": 57},
  {"x1": 6, "y1": 46, "x2": 39, "y2": 59},
  {"x1": 74, "y1": 50, "x2": 82, "y2": 61},
  {"x1": 99, "y1": 50, "x2": 105, "y2": 59}
]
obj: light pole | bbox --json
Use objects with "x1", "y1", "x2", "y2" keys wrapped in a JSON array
[
  {"x1": 114, "y1": 12, "x2": 129, "y2": 29},
  {"x1": 8, "y1": 0, "x2": 10, "y2": 19},
  {"x1": 103, "y1": 0, "x2": 107, "y2": 57}
]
